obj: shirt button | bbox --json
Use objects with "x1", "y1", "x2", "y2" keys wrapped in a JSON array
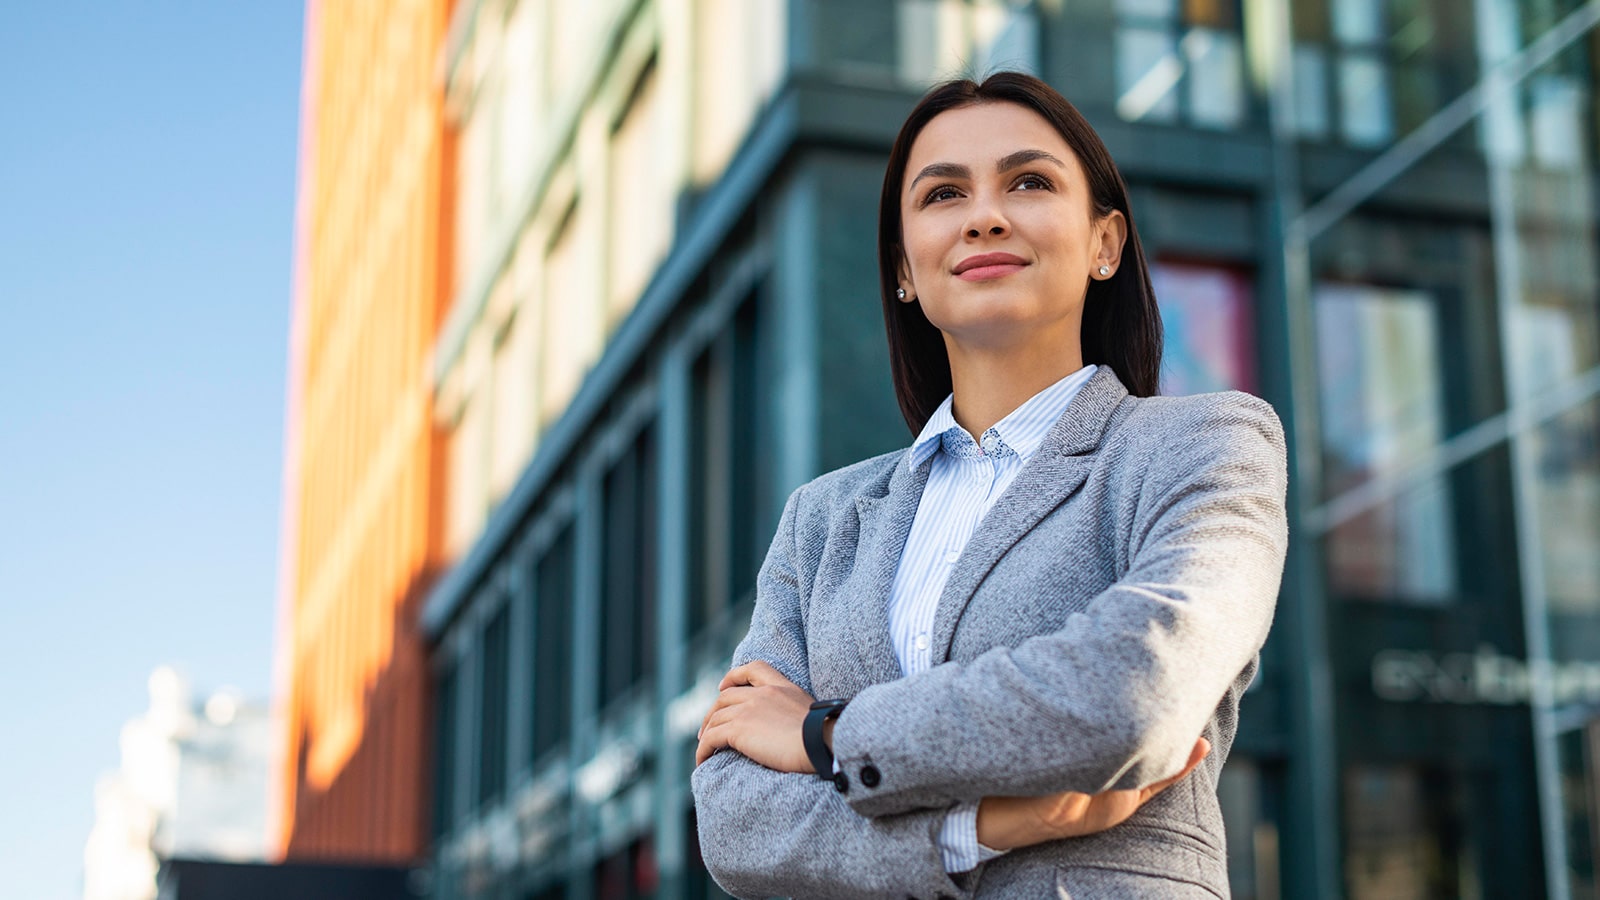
[
  {"x1": 832, "y1": 772, "x2": 850, "y2": 794},
  {"x1": 944, "y1": 549, "x2": 959, "y2": 563},
  {"x1": 915, "y1": 633, "x2": 929, "y2": 651},
  {"x1": 860, "y1": 764, "x2": 882, "y2": 788}
]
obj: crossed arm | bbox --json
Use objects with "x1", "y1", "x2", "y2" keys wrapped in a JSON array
[
  {"x1": 690, "y1": 397, "x2": 1287, "y2": 899},
  {"x1": 689, "y1": 488, "x2": 981, "y2": 900}
]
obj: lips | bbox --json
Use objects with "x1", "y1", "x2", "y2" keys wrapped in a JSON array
[{"x1": 954, "y1": 252, "x2": 1029, "y2": 281}]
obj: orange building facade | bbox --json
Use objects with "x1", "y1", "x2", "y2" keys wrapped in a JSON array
[{"x1": 273, "y1": 0, "x2": 454, "y2": 862}]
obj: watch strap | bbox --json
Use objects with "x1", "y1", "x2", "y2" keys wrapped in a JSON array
[{"x1": 803, "y1": 698, "x2": 848, "y2": 778}]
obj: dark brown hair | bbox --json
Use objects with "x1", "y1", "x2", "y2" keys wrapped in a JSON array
[{"x1": 878, "y1": 71, "x2": 1163, "y2": 433}]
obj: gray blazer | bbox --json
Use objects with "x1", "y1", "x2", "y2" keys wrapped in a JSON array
[{"x1": 691, "y1": 366, "x2": 1288, "y2": 899}]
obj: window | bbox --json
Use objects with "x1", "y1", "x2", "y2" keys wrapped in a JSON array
[
  {"x1": 1115, "y1": 0, "x2": 1245, "y2": 128},
  {"x1": 1289, "y1": 0, "x2": 1482, "y2": 147},
  {"x1": 1562, "y1": 724, "x2": 1600, "y2": 894},
  {"x1": 432, "y1": 661, "x2": 459, "y2": 840},
  {"x1": 477, "y1": 605, "x2": 510, "y2": 808},
  {"x1": 1217, "y1": 757, "x2": 1282, "y2": 900},
  {"x1": 499, "y1": 0, "x2": 543, "y2": 196},
  {"x1": 688, "y1": 297, "x2": 766, "y2": 640},
  {"x1": 548, "y1": 0, "x2": 605, "y2": 109},
  {"x1": 594, "y1": 835, "x2": 659, "y2": 900},
  {"x1": 489, "y1": 299, "x2": 541, "y2": 503},
  {"x1": 531, "y1": 526, "x2": 575, "y2": 764},
  {"x1": 692, "y1": 0, "x2": 786, "y2": 184},
  {"x1": 1342, "y1": 764, "x2": 1475, "y2": 899},
  {"x1": 600, "y1": 426, "x2": 659, "y2": 710},
  {"x1": 455, "y1": 97, "x2": 493, "y2": 293},
  {"x1": 687, "y1": 339, "x2": 729, "y2": 638},
  {"x1": 1527, "y1": 296, "x2": 1600, "y2": 651},
  {"x1": 1316, "y1": 283, "x2": 1457, "y2": 601},
  {"x1": 448, "y1": 387, "x2": 490, "y2": 561},
  {"x1": 542, "y1": 198, "x2": 603, "y2": 426},
  {"x1": 1153, "y1": 262, "x2": 1257, "y2": 396},
  {"x1": 893, "y1": 0, "x2": 1040, "y2": 85},
  {"x1": 608, "y1": 61, "x2": 673, "y2": 328}
]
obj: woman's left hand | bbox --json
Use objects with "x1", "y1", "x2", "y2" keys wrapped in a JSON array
[{"x1": 695, "y1": 661, "x2": 818, "y2": 771}]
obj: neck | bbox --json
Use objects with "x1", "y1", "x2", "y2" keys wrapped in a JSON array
[{"x1": 944, "y1": 336, "x2": 1085, "y2": 442}]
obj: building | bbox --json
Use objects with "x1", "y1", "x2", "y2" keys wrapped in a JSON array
[
  {"x1": 285, "y1": 0, "x2": 1600, "y2": 897},
  {"x1": 84, "y1": 668, "x2": 271, "y2": 900},
  {"x1": 272, "y1": 0, "x2": 454, "y2": 863}
]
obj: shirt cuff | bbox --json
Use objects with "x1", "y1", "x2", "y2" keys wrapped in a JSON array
[{"x1": 937, "y1": 801, "x2": 1008, "y2": 873}]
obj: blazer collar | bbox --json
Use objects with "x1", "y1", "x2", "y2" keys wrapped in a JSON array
[
  {"x1": 850, "y1": 366, "x2": 1131, "y2": 678},
  {"x1": 851, "y1": 452, "x2": 932, "y2": 684},
  {"x1": 1041, "y1": 364, "x2": 1128, "y2": 457},
  {"x1": 929, "y1": 366, "x2": 1128, "y2": 660}
]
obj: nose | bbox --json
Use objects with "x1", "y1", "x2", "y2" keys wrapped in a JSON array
[{"x1": 963, "y1": 194, "x2": 1009, "y2": 240}]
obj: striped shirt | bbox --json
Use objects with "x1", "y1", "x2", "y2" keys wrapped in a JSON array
[{"x1": 891, "y1": 364, "x2": 1097, "y2": 873}]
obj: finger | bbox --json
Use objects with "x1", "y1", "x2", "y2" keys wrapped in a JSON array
[
  {"x1": 695, "y1": 718, "x2": 733, "y2": 766},
  {"x1": 697, "y1": 689, "x2": 739, "y2": 738},
  {"x1": 1174, "y1": 737, "x2": 1211, "y2": 780},
  {"x1": 1140, "y1": 772, "x2": 1183, "y2": 800},
  {"x1": 1139, "y1": 738, "x2": 1214, "y2": 801},
  {"x1": 697, "y1": 692, "x2": 740, "y2": 739},
  {"x1": 718, "y1": 663, "x2": 755, "y2": 691},
  {"x1": 715, "y1": 685, "x2": 755, "y2": 706},
  {"x1": 695, "y1": 728, "x2": 719, "y2": 766},
  {"x1": 719, "y1": 660, "x2": 785, "y2": 691},
  {"x1": 698, "y1": 694, "x2": 726, "y2": 738}
]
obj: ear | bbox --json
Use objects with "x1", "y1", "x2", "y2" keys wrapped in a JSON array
[
  {"x1": 895, "y1": 246, "x2": 916, "y2": 302},
  {"x1": 1093, "y1": 210, "x2": 1128, "y2": 278}
]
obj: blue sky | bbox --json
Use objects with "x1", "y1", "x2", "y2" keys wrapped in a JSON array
[{"x1": 0, "y1": 5, "x2": 304, "y2": 898}]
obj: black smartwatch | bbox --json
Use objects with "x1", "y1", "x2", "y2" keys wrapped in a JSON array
[{"x1": 803, "y1": 698, "x2": 849, "y2": 778}]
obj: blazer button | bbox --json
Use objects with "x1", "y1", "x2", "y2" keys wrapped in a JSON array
[
  {"x1": 832, "y1": 771, "x2": 850, "y2": 794},
  {"x1": 860, "y1": 764, "x2": 881, "y2": 788}
]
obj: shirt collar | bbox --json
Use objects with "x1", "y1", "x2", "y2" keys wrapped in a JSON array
[{"x1": 907, "y1": 365, "x2": 1098, "y2": 469}]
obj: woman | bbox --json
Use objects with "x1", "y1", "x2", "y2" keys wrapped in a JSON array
[{"x1": 691, "y1": 71, "x2": 1286, "y2": 899}]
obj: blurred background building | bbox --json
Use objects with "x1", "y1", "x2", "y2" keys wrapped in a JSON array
[
  {"x1": 84, "y1": 667, "x2": 270, "y2": 900},
  {"x1": 274, "y1": 0, "x2": 452, "y2": 864},
  {"x1": 275, "y1": 0, "x2": 1600, "y2": 897}
]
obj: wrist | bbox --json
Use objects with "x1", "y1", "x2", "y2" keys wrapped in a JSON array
[{"x1": 975, "y1": 796, "x2": 1037, "y2": 851}]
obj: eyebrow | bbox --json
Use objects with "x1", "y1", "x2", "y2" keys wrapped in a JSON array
[{"x1": 908, "y1": 149, "x2": 1068, "y2": 190}]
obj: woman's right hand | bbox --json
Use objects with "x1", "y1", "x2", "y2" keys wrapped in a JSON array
[{"x1": 975, "y1": 737, "x2": 1210, "y2": 851}]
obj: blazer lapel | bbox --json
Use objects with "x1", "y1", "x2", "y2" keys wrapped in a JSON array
[
  {"x1": 849, "y1": 452, "x2": 931, "y2": 685},
  {"x1": 929, "y1": 367, "x2": 1130, "y2": 662}
]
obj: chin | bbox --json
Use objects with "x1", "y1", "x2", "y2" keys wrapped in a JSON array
[{"x1": 938, "y1": 317, "x2": 1048, "y2": 350}]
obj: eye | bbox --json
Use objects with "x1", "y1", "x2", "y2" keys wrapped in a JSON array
[
  {"x1": 921, "y1": 185, "x2": 962, "y2": 206},
  {"x1": 1013, "y1": 173, "x2": 1053, "y2": 192}
]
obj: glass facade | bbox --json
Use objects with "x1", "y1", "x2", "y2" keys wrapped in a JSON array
[
  {"x1": 417, "y1": 1, "x2": 1600, "y2": 897},
  {"x1": 1287, "y1": 0, "x2": 1600, "y2": 895}
]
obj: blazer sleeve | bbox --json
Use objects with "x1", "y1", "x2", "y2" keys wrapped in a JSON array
[
  {"x1": 690, "y1": 486, "x2": 980, "y2": 900},
  {"x1": 829, "y1": 393, "x2": 1289, "y2": 819}
]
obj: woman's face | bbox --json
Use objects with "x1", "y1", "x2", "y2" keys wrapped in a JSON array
[{"x1": 897, "y1": 101, "x2": 1125, "y2": 354}]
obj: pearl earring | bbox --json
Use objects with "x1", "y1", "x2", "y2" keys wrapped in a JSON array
[
  {"x1": 896, "y1": 288, "x2": 907, "y2": 300},
  {"x1": 1098, "y1": 265, "x2": 1110, "y2": 276}
]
